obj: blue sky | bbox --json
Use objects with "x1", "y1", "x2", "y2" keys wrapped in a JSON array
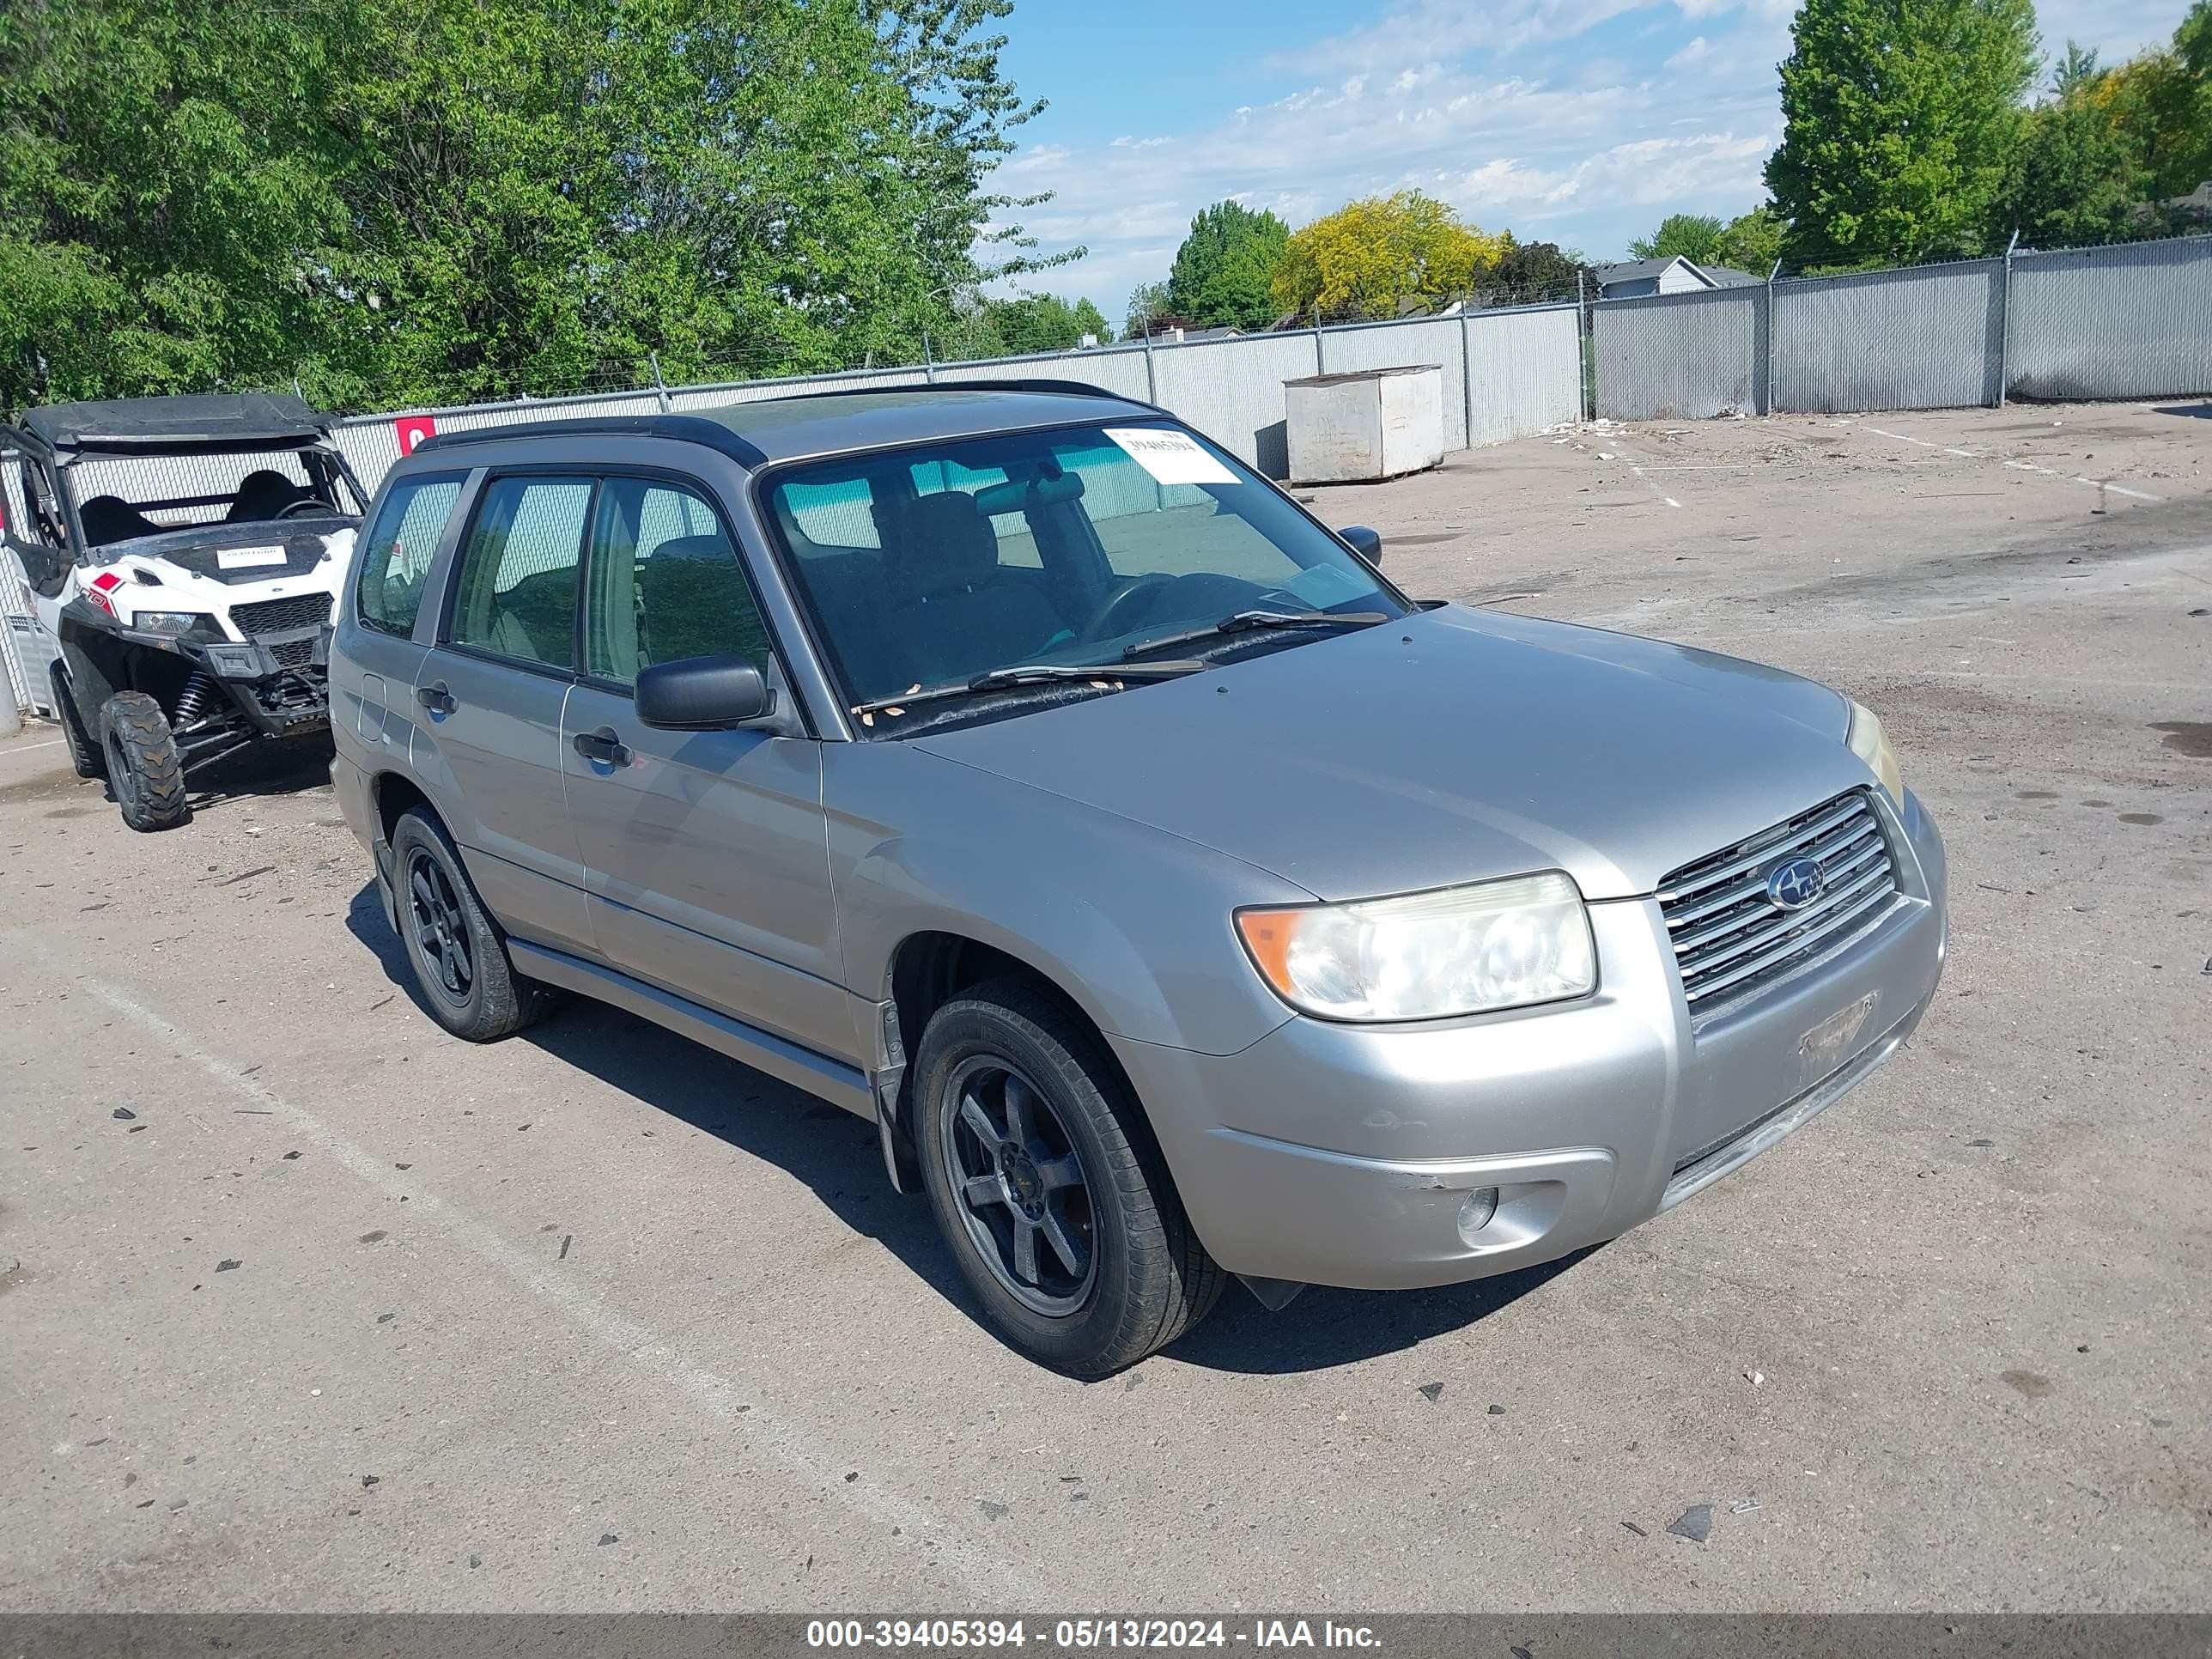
[{"x1": 991, "y1": 0, "x2": 2196, "y2": 320}]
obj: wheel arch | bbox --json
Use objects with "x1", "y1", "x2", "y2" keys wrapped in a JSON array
[{"x1": 881, "y1": 930, "x2": 1157, "y2": 1161}]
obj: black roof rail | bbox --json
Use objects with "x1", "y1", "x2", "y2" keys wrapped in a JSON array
[
  {"x1": 411, "y1": 413, "x2": 770, "y2": 466},
  {"x1": 407, "y1": 380, "x2": 1168, "y2": 467}
]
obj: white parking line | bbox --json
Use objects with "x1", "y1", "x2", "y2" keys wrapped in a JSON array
[
  {"x1": 1868, "y1": 426, "x2": 1975, "y2": 456},
  {"x1": 0, "y1": 737, "x2": 64, "y2": 759},
  {"x1": 1868, "y1": 424, "x2": 2164, "y2": 503},
  {"x1": 1625, "y1": 460, "x2": 1682, "y2": 508},
  {"x1": 15, "y1": 943, "x2": 1047, "y2": 1606}
]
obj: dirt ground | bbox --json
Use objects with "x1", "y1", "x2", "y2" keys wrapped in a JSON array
[{"x1": 3, "y1": 399, "x2": 2208, "y2": 1613}]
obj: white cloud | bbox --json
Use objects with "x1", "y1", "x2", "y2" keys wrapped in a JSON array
[{"x1": 1002, "y1": 0, "x2": 2187, "y2": 311}]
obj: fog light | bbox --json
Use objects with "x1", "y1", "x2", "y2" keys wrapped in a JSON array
[{"x1": 1456, "y1": 1186, "x2": 1500, "y2": 1242}]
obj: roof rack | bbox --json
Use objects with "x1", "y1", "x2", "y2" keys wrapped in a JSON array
[{"x1": 410, "y1": 380, "x2": 1167, "y2": 465}]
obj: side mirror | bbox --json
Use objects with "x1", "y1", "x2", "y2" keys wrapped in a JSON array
[
  {"x1": 1337, "y1": 524, "x2": 1383, "y2": 565},
  {"x1": 635, "y1": 655, "x2": 776, "y2": 730}
]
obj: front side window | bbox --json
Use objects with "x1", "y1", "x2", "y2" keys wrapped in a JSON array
[
  {"x1": 355, "y1": 472, "x2": 464, "y2": 638},
  {"x1": 446, "y1": 476, "x2": 592, "y2": 669},
  {"x1": 584, "y1": 477, "x2": 772, "y2": 683},
  {"x1": 762, "y1": 421, "x2": 1402, "y2": 714}
]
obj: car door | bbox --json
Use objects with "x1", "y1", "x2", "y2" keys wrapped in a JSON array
[
  {"x1": 335, "y1": 467, "x2": 470, "y2": 754},
  {"x1": 411, "y1": 472, "x2": 596, "y2": 957},
  {"x1": 559, "y1": 471, "x2": 849, "y2": 1061}
]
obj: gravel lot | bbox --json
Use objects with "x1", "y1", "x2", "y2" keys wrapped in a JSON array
[{"x1": 4, "y1": 399, "x2": 2208, "y2": 1613}]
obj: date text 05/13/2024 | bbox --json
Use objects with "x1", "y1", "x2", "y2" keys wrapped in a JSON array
[{"x1": 805, "y1": 1620, "x2": 1382, "y2": 1650}]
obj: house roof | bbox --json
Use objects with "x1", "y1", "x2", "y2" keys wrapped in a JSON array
[
  {"x1": 1591, "y1": 256, "x2": 1704, "y2": 288},
  {"x1": 1700, "y1": 264, "x2": 1765, "y2": 287}
]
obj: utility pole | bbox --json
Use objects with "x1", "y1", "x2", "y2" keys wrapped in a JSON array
[
  {"x1": 649, "y1": 350, "x2": 672, "y2": 414},
  {"x1": 1994, "y1": 228, "x2": 2020, "y2": 408},
  {"x1": 1576, "y1": 269, "x2": 1590, "y2": 420},
  {"x1": 1764, "y1": 258, "x2": 1782, "y2": 415}
]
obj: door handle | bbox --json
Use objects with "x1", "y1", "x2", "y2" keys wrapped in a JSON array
[
  {"x1": 415, "y1": 682, "x2": 456, "y2": 715},
  {"x1": 572, "y1": 726, "x2": 631, "y2": 767}
]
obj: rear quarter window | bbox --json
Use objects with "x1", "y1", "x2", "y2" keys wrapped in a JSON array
[{"x1": 355, "y1": 472, "x2": 465, "y2": 638}]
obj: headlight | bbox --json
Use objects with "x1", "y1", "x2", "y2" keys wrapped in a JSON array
[
  {"x1": 130, "y1": 611, "x2": 212, "y2": 635},
  {"x1": 1236, "y1": 871, "x2": 1596, "y2": 1022},
  {"x1": 1846, "y1": 698, "x2": 1903, "y2": 803}
]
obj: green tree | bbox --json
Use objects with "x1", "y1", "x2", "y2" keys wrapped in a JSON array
[
  {"x1": 1165, "y1": 201, "x2": 1291, "y2": 329},
  {"x1": 1627, "y1": 214, "x2": 1725, "y2": 263},
  {"x1": 1123, "y1": 281, "x2": 1170, "y2": 339},
  {"x1": 1269, "y1": 191, "x2": 1508, "y2": 322},
  {"x1": 1478, "y1": 240, "x2": 1590, "y2": 304},
  {"x1": 0, "y1": 0, "x2": 362, "y2": 409},
  {"x1": 965, "y1": 293, "x2": 1112, "y2": 356},
  {"x1": 2004, "y1": 46, "x2": 2154, "y2": 247},
  {"x1": 1714, "y1": 205, "x2": 1788, "y2": 271},
  {"x1": 1765, "y1": 0, "x2": 2038, "y2": 269},
  {"x1": 0, "y1": 0, "x2": 1065, "y2": 412},
  {"x1": 2104, "y1": 3, "x2": 2212, "y2": 204}
]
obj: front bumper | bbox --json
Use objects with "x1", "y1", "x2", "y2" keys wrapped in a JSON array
[{"x1": 1113, "y1": 787, "x2": 1948, "y2": 1291}]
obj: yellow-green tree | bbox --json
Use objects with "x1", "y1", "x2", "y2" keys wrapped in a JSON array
[{"x1": 1270, "y1": 191, "x2": 1507, "y2": 323}]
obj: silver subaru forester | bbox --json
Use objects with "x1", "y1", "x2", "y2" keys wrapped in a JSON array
[{"x1": 329, "y1": 382, "x2": 1947, "y2": 1374}]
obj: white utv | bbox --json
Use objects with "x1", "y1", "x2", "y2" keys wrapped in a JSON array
[{"x1": 2, "y1": 394, "x2": 368, "y2": 830}]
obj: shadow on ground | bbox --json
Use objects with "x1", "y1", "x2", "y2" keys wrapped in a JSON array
[{"x1": 343, "y1": 878, "x2": 1586, "y2": 1376}]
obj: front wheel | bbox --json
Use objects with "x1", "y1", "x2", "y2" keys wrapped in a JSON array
[
  {"x1": 915, "y1": 978, "x2": 1224, "y2": 1375},
  {"x1": 100, "y1": 692, "x2": 189, "y2": 830}
]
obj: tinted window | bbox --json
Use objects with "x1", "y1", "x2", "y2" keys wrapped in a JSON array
[
  {"x1": 447, "y1": 477, "x2": 592, "y2": 669},
  {"x1": 584, "y1": 477, "x2": 772, "y2": 683},
  {"x1": 355, "y1": 473, "x2": 464, "y2": 638}
]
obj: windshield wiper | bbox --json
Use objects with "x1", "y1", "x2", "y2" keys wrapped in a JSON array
[
  {"x1": 850, "y1": 659, "x2": 1205, "y2": 721},
  {"x1": 1121, "y1": 609, "x2": 1391, "y2": 661}
]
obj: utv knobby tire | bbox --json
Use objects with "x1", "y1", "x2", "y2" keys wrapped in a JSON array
[
  {"x1": 100, "y1": 692, "x2": 189, "y2": 831},
  {"x1": 389, "y1": 807, "x2": 558, "y2": 1042},
  {"x1": 914, "y1": 977, "x2": 1225, "y2": 1376},
  {"x1": 55, "y1": 672, "x2": 105, "y2": 781}
]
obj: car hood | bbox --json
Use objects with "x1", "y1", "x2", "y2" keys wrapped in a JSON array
[
  {"x1": 89, "y1": 517, "x2": 359, "y2": 587},
  {"x1": 909, "y1": 605, "x2": 1867, "y2": 902}
]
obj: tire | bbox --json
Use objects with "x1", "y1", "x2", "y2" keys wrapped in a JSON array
[
  {"x1": 100, "y1": 692, "x2": 189, "y2": 831},
  {"x1": 55, "y1": 672, "x2": 105, "y2": 781},
  {"x1": 389, "y1": 807, "x2": 560, "y2": 1042},
  {"x1": 914, "y1": 977, "x2": 1225, "y2": 1375}
]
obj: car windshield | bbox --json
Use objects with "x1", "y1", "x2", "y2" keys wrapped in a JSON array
[{"x1": 761, "y1": 419, "x2": 1405, "y2": 719}]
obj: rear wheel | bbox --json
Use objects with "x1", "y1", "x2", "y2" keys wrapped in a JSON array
[
  {"x1": 390, "y1": 807, "x2": 558, "y2": 1041},
  {"x1": 100, "y1": 692, "x2": 189, "y2": 831},
  {"x1": 915, "y1": 978, "x2": 1224, "y2": 1375},
  {"x1": 54, "y1": 672, "x2": 105, "y2": 781}
]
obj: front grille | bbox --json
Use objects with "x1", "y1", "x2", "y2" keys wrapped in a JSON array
[
  {"x1": 269, "y1": 635, "x2": 318, "y2": 668},
  {"x1": 1659, "y1": 789, "x2": 1900, "y2": 1010},
  {"x1": 230, "y1": 594, "x2": 332, "y2": 636}
]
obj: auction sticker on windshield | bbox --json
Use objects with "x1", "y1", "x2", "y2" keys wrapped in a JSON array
[{"x1": 1103, "y1": 427, "x2": 1238, "y2": 486}]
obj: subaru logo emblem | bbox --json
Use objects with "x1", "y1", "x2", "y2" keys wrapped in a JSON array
[{"x1": 1765, "y1": 855, "x2": 1826, "y2": 911}]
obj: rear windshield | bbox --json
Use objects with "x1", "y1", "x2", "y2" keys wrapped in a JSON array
[
  {"x1": 762, "y1": 421, "x2": 1401, "y2": 708},
  {"x1": 66, "y1": 448, "x2": 364, "y2": 545}
]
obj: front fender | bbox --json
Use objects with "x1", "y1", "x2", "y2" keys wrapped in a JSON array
[{"x1": 823, "y1": 743, "x2": 1307, "y2": 1057}]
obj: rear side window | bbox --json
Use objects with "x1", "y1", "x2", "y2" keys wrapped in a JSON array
[
  {"x1": 446, "y1": 476, "x2": 593, "y2": 669},
  {"x1": 354, "y1": 473, "x2": 464, "y2": 638}
]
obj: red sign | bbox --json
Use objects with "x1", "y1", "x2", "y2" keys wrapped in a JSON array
[{"x1": 395, "y1": 415, "x2": 438, "y2": 456}]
